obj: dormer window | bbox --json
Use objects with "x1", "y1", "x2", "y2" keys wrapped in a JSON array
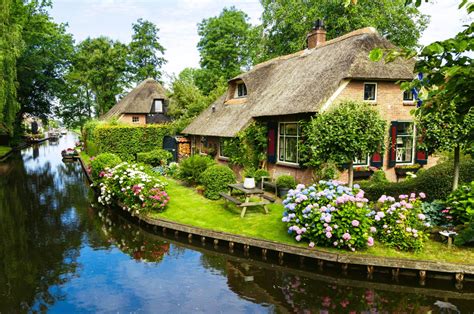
[
  {"x1": 151, "y1": 99, "x2": 163, "y2": 113},
  {"x1": 236, "y1": 82, "x2": 247, "y2": 98}
]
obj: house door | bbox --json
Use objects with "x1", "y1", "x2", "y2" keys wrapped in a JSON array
[{"x1": 163, "y1": 136, "x2": 177, "y2": 162}]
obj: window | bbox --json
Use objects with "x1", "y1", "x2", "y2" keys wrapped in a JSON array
[
  {"x1": 403, "y1": 90, "x2": 414, "y2": 102},
  {"x1": 152, "y1": 99, "x2": 163, "y2": 113},
  {"x1": 353, "y1": 154, "x2": 369, "y2": 167},
  {"x1": 396, "y1": 122, "x2": 415, "y2": 164},
  {"x1": 278, "y1": 122, "x2": 299, "y2": 164},
  {"x1": 364, "y1": 83, "x2": 377, "y2": 101},
  {"x1": 237, "y1": 82, "x2": 247, "y2": 97},
  {"x1": 132, "y1": 116, "x2": 139, "y2": 123}
]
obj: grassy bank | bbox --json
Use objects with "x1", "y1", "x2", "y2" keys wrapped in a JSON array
[{"x1": 0, "y1": 146, "x2": 12, "y2": 159}]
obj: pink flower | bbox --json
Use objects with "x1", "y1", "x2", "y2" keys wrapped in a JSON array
[
  {"x1": 325, "y1": 232, "x2": 333, "y2": 238},
  {"x1": 419, "y1": 192, "x2": 426, "y2": 199},
  {"x1": 342, "y1": 233, "x2": 351, "y2": 241},
  {"x1": 295, "y1": 235, "x2": 302, "y2": 241},
  {"x1": 351, "y1": 220, "x2": 360, "y2": 227},
  {"x1": 367, "y1": 237, "x2": 374, "y2": 246},
  {"x1": 309, "y1": 242, "x2": 315, "y2": 248},
  {"x1": 370, "y1": 226, "x2": 376, "y2": 233},
  {"x1": 417, "y1": 213, "x2": 426, "y2": 220}
]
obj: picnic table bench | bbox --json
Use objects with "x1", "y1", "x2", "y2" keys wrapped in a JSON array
[{"x1": 220, "y1": 183, "x2": 275, "y2": 218}]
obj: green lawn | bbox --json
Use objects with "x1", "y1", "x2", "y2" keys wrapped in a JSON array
[
  {"x1": 150, "y1": 177, "x2": 474, "y2": 264},
  {"x1": 0, "y1": 146, "x2": 12, "y2": 158}
]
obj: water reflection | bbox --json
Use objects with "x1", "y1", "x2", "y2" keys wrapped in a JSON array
[{"x1": 0, "y1": 134, "x2": 473, "y2": 312}]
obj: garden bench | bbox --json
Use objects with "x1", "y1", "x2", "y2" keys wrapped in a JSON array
[
  {"x1": 222, "y1": 184, "x2": 270, "y2": 218},
  {"x1": 261, "y1": 194, "x2": 276, "y2": 203},
  {"x1": 219, "y1": 192, "x2": 242, "y2": 206},
  {"x1": 261, "y1": 176, "x2": 278, "y2": 194}
]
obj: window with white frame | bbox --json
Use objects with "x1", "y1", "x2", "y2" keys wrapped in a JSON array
[
  {"x1": 396, "y1": 122, "x2": 415, "y2": 164},
  {"x1": 363, "y1": 83, "x2": 377, "y2": 101},
  {"x1": 403, "y1": 90, "x2": 414, "y2": 102},
  {"x1": 353, "y1": 154, "x2": 369, "y2": 166},
  {"x1": 132, "y1": 116, "x2": 139, "y2": 123},
  {"x1": 278, "y1": 122, "x2": 299, "y2": 164},
  {"x1": 235, "y1": 82, "x2": 247, "y2": 98},
  {"x1": 152, "y1": 99, "x2": 164, "y2": 113}
]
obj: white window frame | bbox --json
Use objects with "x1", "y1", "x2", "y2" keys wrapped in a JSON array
[
  {"x1": 353, "y1": 154, "x2": 370, "y2": 167},
  {"x1": 403, "y1": 90, "x2": 414, "y2": 104},
  {"x1": 234, "y1": 82, "x2": 247, "y2": 98},
  {"x1": 152, "y1": 99, "x2": 164, "y2": 113},
  {"x1": 132, "y1": 116, "x2": 139, "y2": 123},
  {"x1": 395, "y1": 122, "x2": 416, "y2": 165},
  {"x1": 363, "y1": 82, "x2": 377, "y2": 102},
  {"x1": 277, "y1": 122, "x2": 299, "y2": 165}
]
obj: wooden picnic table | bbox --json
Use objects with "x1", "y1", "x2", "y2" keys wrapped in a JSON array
[{"x1": 220, "y1": 183, "x2": 273, "y2": 218}]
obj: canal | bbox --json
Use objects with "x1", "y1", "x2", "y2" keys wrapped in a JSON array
[{"x1": 0, "y1": 134, "x2": 473, "y2": 312}]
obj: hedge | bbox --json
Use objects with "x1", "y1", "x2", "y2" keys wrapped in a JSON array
[
  {"x1": 361, "y1": 159, "x2": 474, "y2": 202},
  {"x1": 137, "y1": 148, "x2": 173, "y2": 166},
  {"x1": 93, "y1": 124, "x2": 171, "y2": 160},
  {"x1": 90, "y1": 153, "x2": 122, "y2": 181},
  {"x1": 200, "y1": 165, "x2": 236, "y2": 200}
]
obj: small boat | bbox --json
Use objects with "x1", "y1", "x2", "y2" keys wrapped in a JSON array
[
  {"x1": 61, "y1": 129, "x2": 67, "y2": 135},
  {"x1": 61, "y1": 148, "x2": 79, "y2": 160}
]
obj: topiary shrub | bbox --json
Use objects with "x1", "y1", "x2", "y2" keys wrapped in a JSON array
[
  {"x1": 177, "y1": 155, "x2": 216, "y2": 185},
  {"x1": 90, "y1": 153, "x2": 122, "y2": 181},
  {"x1": 276, "y1": 175, "x2": 297, "y2": 189},
  {"x1": 137, "y1": 149, "x2": 173, "y2": 166},
  {"x1": 200, "y1": 165, "x2": 236, "y2": 200},
  {"x1": 282, "y1": 181, "x2": 373, "y2": 250},
  {"x1": 361, "y1": 159, "x2": 474, "y2": 201}
]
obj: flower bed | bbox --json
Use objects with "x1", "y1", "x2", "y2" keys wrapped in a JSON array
[
  {"x1": 95, "y1": 162, "x2": 169, "y2": 216},
  {"x1": 282, "y1": 181, "x2": 374, "y2": 251}
]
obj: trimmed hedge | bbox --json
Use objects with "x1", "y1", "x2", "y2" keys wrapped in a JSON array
[
  {"x1": 200, "y1": 165, "x2": 236, "y2": 200},
  {"x1": 361, "y1": 159, "x2": 474, "y2": 201},
  {"x1": 93, "y1": 124, "x2": 171, "y2": 160},
  {"x1": 90, "y1": 153, "x2": 122, "y2": 181},
  {"x1": 137, "y1": 148, "x2": 173, "y2": 166}
]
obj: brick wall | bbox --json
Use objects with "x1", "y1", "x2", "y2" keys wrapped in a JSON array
[{"x1": 119, "y1": 114, "x2": 147, "y2": 125}]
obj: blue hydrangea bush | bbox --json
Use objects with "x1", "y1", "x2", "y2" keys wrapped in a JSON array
[
  {"x1": 371, "y1": 193, "x2": 428, "y2": 252},
  {"x1": 282, "y1": 180, "x2": 375, "y2": 251}
]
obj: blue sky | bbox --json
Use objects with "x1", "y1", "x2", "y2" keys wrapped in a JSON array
[{"x1": 48, "y1": 0, "x2": 471, "y2": 84}]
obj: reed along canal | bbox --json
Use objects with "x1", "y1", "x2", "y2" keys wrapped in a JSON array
[{"x1": 1, "y1": 134, "x2": 473, "y2": 312}]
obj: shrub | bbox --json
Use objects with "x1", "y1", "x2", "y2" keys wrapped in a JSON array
[
  {"x1": 312, "y1": 162, "x2": 339, "y2": 181},
  {"x1": 200, "y1": 165, "x2": 236, "y2": 200},
  {"x1": 254, "y1": 169, "x2": 269, "y2": 184},
  {"x1": 361, "y1": 159, "x2": 474, "y2": 201},
  {"x1": 371, "y1": 193, "x2": 429, "y2": 252},
  {"x1": 96, "y1": 162, "x2": 169, "y2": 215},
  {"x1": 282, "y1": 181, "x2": 373, "y2": 250},
  {"x1": 454, "y1": 222, "x2": 474, "y2": 246},
  {"x1": 137, "y1": 149, "x2": 173, "y2": 166},
  {"x1": 276, "y1": 175, "x2": 297, "y2": 189},
  {"x1": 178, "y1": 155, "x2": 216, "y2": 185},
  {"x1": 90, "y1": 153, "x2": 122, "y2": 181},
  {"x1": 422, "y1": 200, "x2": 451, "y2": 227},
  {"x1": 94, "y1": 124, "x2": 171, "y2": 160},
  {"x1": 445, "y1": 181, "x2": 474, "y2": 225}
]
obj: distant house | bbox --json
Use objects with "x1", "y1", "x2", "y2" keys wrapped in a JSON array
[
  {"x1": 183, "y1": 24, "x2": 437, "y2": 183},
  {"x1": 102, "y1": 78, "x2": 171, "y2": 125}
]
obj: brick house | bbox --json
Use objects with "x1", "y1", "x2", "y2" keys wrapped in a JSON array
[
  {"x1": 102, "y1": 78, "x2": 171, "y2": 125},
  {"x1": 183, "y1": 25, "x2": 436, "y2": 184}
]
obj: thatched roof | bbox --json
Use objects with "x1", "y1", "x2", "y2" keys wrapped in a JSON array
[
  {"x1": 101, "y1": 78, "x2": 167, "y2": 120},
  {"x1": 183, "y1": 28, "x2": 414, "y2": 137}
]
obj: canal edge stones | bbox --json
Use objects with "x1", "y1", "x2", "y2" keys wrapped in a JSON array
[{"x1": 80, "y1": 156, "x2": 473, "y2": 287}]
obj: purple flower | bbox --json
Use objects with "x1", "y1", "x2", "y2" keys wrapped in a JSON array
[
  {"x1": 295, "y1": 235, "x2": 302, "y2": 241},
  {"x1": 367, "y1": 237, "x2": 374, "y2": 247},
  {"x1": 309, "y1": 242, "x2": 315, "y2": 248},
  {"x1": 417, "y1": 213, "x2": 426, "y2": 220},
  {"x1": 419, "y1": 192, "x2": 426, "y2": 199},
  {"x1": 333, "y1": 241, "x2": 338, "y2": 246},
  {"x1": 325, "y1": 232, "x2": 333, "y2": 238},
  {"x1": 342, "y1": 233, "x2": 351, "y2": 241},
  {"x1": 351, "y1": 220, "x2": 360, "y2": 227},
  {"x1": 370, "y1": 226, "x2": 377, "y2": 233}
]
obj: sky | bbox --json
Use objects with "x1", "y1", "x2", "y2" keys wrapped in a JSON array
[{"x1": 49, "y1": 0, "x2": 471, "y2": 84}]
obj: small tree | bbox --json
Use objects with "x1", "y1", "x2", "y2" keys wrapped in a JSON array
[{"x1": 307, "y1": 101, "x2": 386, "y2": 187}]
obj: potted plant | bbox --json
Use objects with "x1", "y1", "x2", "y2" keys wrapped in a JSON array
[
  {"x1": 242, "y1": 168, "x2": 256, "y2": 189},
  {"x1": 395, "y1": 164, "x2": 421, "y2": 177},
  {"x1": 276, "y1": 175, "x2": 296, "y2": 198}
]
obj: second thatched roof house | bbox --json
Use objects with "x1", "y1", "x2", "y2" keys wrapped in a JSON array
[
  {"x1": 184, "y1": 23, "x2": 438, "y2": 183},
  {"x1": 102, "y1": 78, "x2": 171, "y2": 125}
]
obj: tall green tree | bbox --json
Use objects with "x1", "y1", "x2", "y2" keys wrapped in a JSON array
[
  {"x1": 75, "y1": 37, "x2": 128, "y2": 116},
  {"x1": 307, "y1": 101, "x2": 386, "y2": 187},
  {"x1": 259, "y1": 0, "x2": 428, "y2": 61},
  {"x1": 128, "y1": 18, "x2": 166, "y2": 84},
  {"x1": 196, "y1": 7, "x2": 255, "y2": 94}
]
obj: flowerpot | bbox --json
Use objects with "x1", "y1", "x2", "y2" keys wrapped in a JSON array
[
  {"x1": 243, "y1": 177, "x2": 255, "y2": 189},
  {"x1": 278, "y1": 187, "x2": 290, "y2": 198}
]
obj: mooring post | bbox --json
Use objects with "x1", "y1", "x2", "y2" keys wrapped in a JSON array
[
  {"x1": 201, "y1": 236, "x2": 206, "y2": 245},
  {"x1": 278, "y1": 252, "x2": 284, "y2": 265},
  {"x1": 419, "y1": 270, "x2": 427, "y2": 286},
  {"x1": 392, "y1": 268, "x2": 400, "y2": 281},
  {"x1": 213, "y1": 239, "x2": 219, "y2": 248},
  {"x1": 455, "y1": 273, "x2": 464, "y2": 290},
  {"x1": 367, "y1": 265, "x2": 374, "y2": 279},
  {"x1": 188, "y1": 233, "x2": 193, "y2": 242},
  {"x1": 243, "y1": 244, "x2": 250, "y2": 256},
  {"x1": 229, "y1": 242, "x2": 234, "y2": 253},
  {"x1": 262, "y1": 248, "x2": 267, "y2": 260}
]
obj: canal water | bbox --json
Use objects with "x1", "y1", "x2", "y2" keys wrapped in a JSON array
[{"x1": 0, "y1": 134, "x2": 473, "y2": 313}]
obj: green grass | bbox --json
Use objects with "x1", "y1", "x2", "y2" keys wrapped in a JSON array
[
  {"x1": 80, "y1": 151, "x2": 91, "y2": 166},
  {"x1": 0, "y1": 146, "x2": 12, "y2": 158},
  {"x1": 150, "y1": 177, "x2": 474, "y2": 264}
]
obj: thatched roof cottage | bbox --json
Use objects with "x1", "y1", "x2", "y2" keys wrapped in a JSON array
[
  {"x1": 184, "y1": 24, "x2": 436, "y2": 183},
  {"x1": 102, "y1": 78, "x2": 171, "y2": 125}
]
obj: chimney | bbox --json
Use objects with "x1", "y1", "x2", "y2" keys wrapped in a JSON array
[{"x1": 307, "y1": 19, "x2": 326, "y2": 49}]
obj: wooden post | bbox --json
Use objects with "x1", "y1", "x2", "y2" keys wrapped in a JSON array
[
  {"x1": 299, "y1": 256, "x2": 305, "y2": 268},
  {"x1": 392, "y1": 268, "x2": 400, "y2": 281},
  {"x1": 318, "y1": 260, "x2": 324, "y2": 270},
  {"x1": 213, "y1": 239, "x2": 219, "y2": 248},
  {"x1": 419, "y1": 270, "x2": 427, "y2": 286},
  {"x1": 278, "y1": 251, "x2": 284, "y2": 265},
  {"x1": 162, "y1": 227, "x2": 167, "y2": 234},
  {"x1": 455, "y1": 273, "x2": 464, "y2": 290},
  {"x1": 367, "y1": 265, "x2": 374, "y2": 279},
  {"x1": 341, "y1": 263, "x2": 348, "y2": 274},
  {"x1": 229, "y1": 242, "x2": 234, "y2": 253},
  {"x1": 201, "y1": 236, "x2": 206, "y2": 244},
  {"x1": 262, "y1": 248, "x2": 267, "y2": 260},
  {"x1": 174, "y1": 230, "x2": 179, "y2": 238}
]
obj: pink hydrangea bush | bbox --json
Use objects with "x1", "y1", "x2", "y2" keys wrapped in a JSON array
[
  {"x1": 282, "y1": 180, "x2": 374, "y2": 251},
  {"x1": 371, "y1": 193, "x2": 428, "y2": 252},
  {"x1": 96, "y1": 162, "x2": 169, "y2": 216}
]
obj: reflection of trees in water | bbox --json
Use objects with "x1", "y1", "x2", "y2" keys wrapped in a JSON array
[
  {"x1": 0, "y1": 154, "x2": 86, "y2": 312},
  {"x1": 92, "y1": 206, "x2": 170, "y2": 263}
]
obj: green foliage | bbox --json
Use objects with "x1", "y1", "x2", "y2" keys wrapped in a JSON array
[
  {"x1": 422, "y1": 200, "x2": 450, "y2": 228},
  {"x1": 128, "y1": 18, "x2": 166, "y2": 84},
  {"x1": 276, "y1": 175, "x2": 296, "y2": 189},
  {"x1": 362, "y1": 159, "x2": 474, "y2": 202},
  {"x1": 93, "y1": 124, "x2": 171, "y2": 160},
  {"x1": 254, "y1": 169, "x2": 270, "y2": 184},
  {"x1": 259, "y1": 0, "x2": 428, "y2": 62},
  {"x1": 446, "y1": 181, "x2": 474, "y2": 225},
  {"x1": 370, "y1": 169, "x2": 389, "y2": 184},
  {"x1": 373, "y1": 194, "x2": 428, "y2": 252},
  {"x1": 177, "y1": 155, "x2": 216, "y2": 185},
  {"x1": 90, "y1": 153, "x2": 122, "y2": 181},
  {"x1": 454, "y1": 222, "x2": 474, "y2": 247},
  {"x1": 222, "y1": 122, "x2": 267, "y2": 169},
  {"x1": 196, "y1": 7, "x2": 256, "y2": 94},
  {"x1": 137, "y1": 149, "x2": 173, "y2": 166},
  {"x1": 200, "y1": 165, "x2": 236, "y2": 200},
  {"x1": 312, "y1": 162, "x2": 340, "y2": 182}
]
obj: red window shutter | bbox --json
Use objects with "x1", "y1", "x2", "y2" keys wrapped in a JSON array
[
  {"x1": 415, "y1": 135, "x2": 428, "y2": 165},
  {"x1": 388, "y1": 121, "x2": 398, "y2": 167},
  {"x1": 267, "y1": 122, "x2": 277, "y2": 163},
  {"x1": 370, "y1": 151, "x2": 383, "y2": 168}
]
